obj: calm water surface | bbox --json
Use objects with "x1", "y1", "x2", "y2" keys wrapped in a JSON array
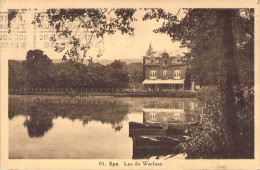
[{"x1": 9, "y1": 95, "x2": 201, "y2": 159}]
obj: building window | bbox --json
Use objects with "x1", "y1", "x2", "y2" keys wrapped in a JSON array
[
  {"x1": 150, "y1": 70, "x2": 157, "y2": 79},
  {"x1": 151, "y1": 57, "x2": 155, "y2": 63},
  {"x1": 163, "y1": 59, "x2": 168, "y2": 66},
  {"x1": 162, "y1": 53, "x2": 169, "y2": 58},
  {"x1": 174, "y1": 69, "x2": 181, "y2": 79},
  {"x1": 174, "y1": 115, "x2": 180, "y2": 120},
  {"x1": 150, "y1": 113, "x2": 157, "y2": 121},
  {"x1": 163, "y1": 70, "x2": 168, "y2": 79}
]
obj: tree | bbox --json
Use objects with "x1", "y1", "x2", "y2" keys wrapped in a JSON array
[
  {"x1": 7, "y1": 9, "x2": 136, "y2": 62},
  {"x1": 143, "y1": 9, "x2": 253, "y2": 87},
  {"x1": 127, "y1": 62, "x2": 143, "y2": 88},
  {"x1": 7, "y1": 9, "x2": 137, "y2": 89},
  {"x1": 50, "y1": 61, "x2": 90, "y2": 88},
  {"x1": 107, "y1": 60, "x2": 129, "y2": 88},
  {"x1": 88, "y1": 61, "x2": 109, "y2": 88},
  {"x1": 23, "y1": 49, "x2": 52, "y2": 88},
  {"x1": 8, "y1": 60, "x2": 25, "y2": 88},
  {"x1": 33, "y1": 9, "x2": 137, "y2": 62},
  {"x1": 143, "y1": 8, "x2": 254, "y2": 158},
  {"x1": 184, "y1": 67, "x2": 192, "y2": 90},
  {"x1": 216, "y1": 9, "x2": 240, "y2": 158}
]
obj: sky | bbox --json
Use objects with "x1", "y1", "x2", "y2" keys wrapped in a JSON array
[
  {"x1": 1, "y1": 9, "x2": 187, "y2": 61},
  {"x1": 101, "y1": 9, "x2": 187, "y2": 60}
]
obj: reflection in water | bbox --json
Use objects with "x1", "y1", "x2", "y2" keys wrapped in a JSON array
[
  {"x1": 130, "y1": 102, "x2": 201, "y2": 159},
  {"x1": 9, "y1": 97, "x2": 130, "y2": 136},
  {"x1": 112, "y1": 123, "x2": 123, "y2": 132},
  {"x1": 9, "y1": 95, "x2": 201, "y2": 159},
  {"x1": 24, "y1": 111, "x2": 54, "y2": 138}
]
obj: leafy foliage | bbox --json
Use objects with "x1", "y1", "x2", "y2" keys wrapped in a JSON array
[
  {"x1": 33, "y1": 8, "x2": 137, "y2": 62},
  {"x1": 8, "y1": 60, "x2": 25, "y2": 88},
  {"x1": 107, "y1": 60, "x2": 129, "y2": 88},
  {"x1": 9, "y1": 52, "x2": 131, "y2": 88},
  {"x1": 7, "y1": 9, "x2": 19, "y2": 32},
  {"x1": 184, "y1": 67, "x2": 192, "y2": 90},
  {"x1": 49, "y1": 61, "x2": 91, "y2": 88},
  {"x1": 180, "y1": 86, "x2": 254, "y2": 159},
  {"x1": 127, "y1": 62, "x2": 143, "y2": 88},
  {"x1": 23, "y1": 49, "x2": 52, "y2": 87}
]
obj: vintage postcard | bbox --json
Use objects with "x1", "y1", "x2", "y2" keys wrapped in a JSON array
[{"x1": 0, "y1": 0, "x2": 260, "y2": 169}]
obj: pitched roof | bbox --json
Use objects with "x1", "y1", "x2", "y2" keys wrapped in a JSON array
[
  {"x1": 145, "y1": 51, "x2": 184, "y2": 58},
  {"x1": 145, "y1": 44, "x2": 184, "y2": 58}
]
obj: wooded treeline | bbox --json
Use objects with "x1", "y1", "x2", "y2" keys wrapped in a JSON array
[{"x1": 9, "y1": 50, "x2": 143, "y2": 89}]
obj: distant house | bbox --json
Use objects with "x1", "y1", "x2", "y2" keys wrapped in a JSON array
[{"x1": 142, "y1": 44, "x2": 188, "y2": 91}]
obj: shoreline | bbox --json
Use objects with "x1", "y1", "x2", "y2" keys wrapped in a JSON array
[{"x1": 8, "y1": 91, "x2": 197, "y2": 98}]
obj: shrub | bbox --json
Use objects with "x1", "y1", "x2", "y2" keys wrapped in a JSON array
[{"x1": 180, "y1": 86, "x2": 254, "y2": 158}]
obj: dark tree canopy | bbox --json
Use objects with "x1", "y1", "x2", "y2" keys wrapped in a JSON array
[
  {"x1": 23, "y1": 49, "x2": 52, "y2": 87},
  {"x1": 8, "y1": 60, "x2": 25, "y2": 88},
  {"x1": 9, "y1": 53, "x2": 131, "y2": 89},
  {"x1": 184, "y1": 67, "x2": 192, "y2": 90},
  {"x1": 107, "y1": 60, "x2": 129, "y2": 88}
]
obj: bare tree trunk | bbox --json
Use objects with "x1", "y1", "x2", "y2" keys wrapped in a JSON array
[{"x1": 216, "y1": 9, "x2": 241, "y2": 158}]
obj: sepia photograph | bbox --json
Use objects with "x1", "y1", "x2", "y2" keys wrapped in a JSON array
[{"x1": 1, "y1": 0, "x2": 259, "y2": 169}]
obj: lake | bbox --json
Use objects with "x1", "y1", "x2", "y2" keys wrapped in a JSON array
[{"x1": 8, "y1": 95, "x2": 201, "y2": 159}]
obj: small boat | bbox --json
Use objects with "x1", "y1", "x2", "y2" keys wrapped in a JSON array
[
  {"x1": 129, "y1": 129, "x2": 165, "y2": 137},
  {"x1": 185, "y1": 121, "x2": 200, "y2": 126},
  {"x1": 167, "y1": 121, "x2": 199, "y2": 127},
  {"x1": 133, "y1": 136, "x2": 179, "y2": 149},
  {"x1": 166, "y1": 121, "x2": 200, "y2": 134},
  {"x1": 129, "y1": 121, "x2": 163, "y2": 130},
  {"x1": 132, "y1": 135, "x2": 180, "y2": 159},
  {"x1": 129, "y1": 121, "x2": 164, "y2": 137}
]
